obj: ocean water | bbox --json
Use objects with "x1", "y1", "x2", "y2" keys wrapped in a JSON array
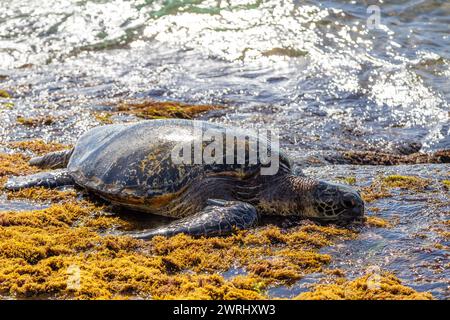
[
  {"x1": 0, "y1": 0, "x2": 449, "y2": 299},
  {"x1": 0, "y1": 0, "x2": 448, "y2": 151}
]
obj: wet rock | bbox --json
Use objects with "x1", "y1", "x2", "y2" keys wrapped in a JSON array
[
  {"x1": 325, "y1": 149, "x2": 450, "y2": 165},
  {"x1": 391, "y1": 140, "x2": 423, "y2": 155}
]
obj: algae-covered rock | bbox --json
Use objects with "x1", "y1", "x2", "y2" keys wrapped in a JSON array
[
  {"x1": 361, "y1": 174, "x2": 430, "y2": 203},
  {"x1": 0, "y1": 89, "x2": 11, "y2": 98},
  {"x1": 382, "y1": 175, "x2": 430, "y2": 190},
  {"x1": 17, "y1": 116, "x2": 55, "y2": 127},
  {"x1": 92, "y1": 99, "x2": 222, "y2": 124},
  {"x1": 327, "y1": 150, "x2": 450, "y2": 165},
  {"x1": 111, "y1": 99, "x2": 221, "y2": 120}
]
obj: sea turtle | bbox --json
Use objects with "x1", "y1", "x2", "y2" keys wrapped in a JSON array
[{"x1": 5, "y1": 119, "x2": 364, "y2": 239}]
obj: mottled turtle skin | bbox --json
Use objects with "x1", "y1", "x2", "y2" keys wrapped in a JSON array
[{"x1": 5, "y1": 119, "x2": 364, "y2": 239}]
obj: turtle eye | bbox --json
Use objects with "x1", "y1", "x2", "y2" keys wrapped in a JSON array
[{"x1": 342, "y1": 195, "x2": 355, "y2": 208}]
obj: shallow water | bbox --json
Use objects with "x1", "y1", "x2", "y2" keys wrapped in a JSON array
[
  {"x1": 302, "y1": 164, "x2": 449, "y2": 299},
  {"x1": 0, "y1": 0, "x2": 449, "y2": 299}
]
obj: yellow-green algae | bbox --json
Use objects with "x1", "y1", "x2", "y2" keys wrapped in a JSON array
[
  {"x1": 94, "y1": 112, "x2": 113, "y2": 124},
  {"x1": 429, "y1": 220, "x2": 450, "y2": 240},
  {"x1": 0, "y1": 139, "x2": 71, "y2": 189},
  {"x1": 7, "y1": 187, "x2": 77, "y2": 203},
  {"x1": 0, "y1": 153, "x2": 39, "y2": 178},
  {"x1": 365, "y1": 216, "x2": 391, "y2": 228},
  {"x1": 295, "y1": 273, "x2": 433, "y2": 300},
  {"x1": 382, "y1": 175, "x2": 430, "y2": 190},
  {"x1": 114, "y1": 100, "x2": 221, "y2": 120},
  {"x1": 17, "y1": 116, "x2": 55, "y2": 127},
  {"x1": 1, "y1": 102, "x2": 14, "y2": 110},
  {"x1": 442, "y1": 180, "x2": 450, "y2": 189},
  {"x1": 0, "y1": 89, "x2": 11, "y2": 98},
  {"x1": 7, "y1": 139, "x2": 71, "y2": 156},
  {"x1": 361, "y1": 174, "x2": 431, "y2": 203},
  {"x1": 339, "y1": 176, "x2": 356, "y2": 185},
  {"x1": 0, "y1": 201, "x2": 355, "y2": 299},
  {"x1": 438, "y1": 231, "x2": 450, "y2": 239},
  {"x1": 361, "y1": 181, "x2": 391, "y2": 203}
]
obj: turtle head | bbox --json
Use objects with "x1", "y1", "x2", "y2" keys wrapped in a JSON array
[{"x1": 307, "y1": 181, "x2": 364, "y2": 222}]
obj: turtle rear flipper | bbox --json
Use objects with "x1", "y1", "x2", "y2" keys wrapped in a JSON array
[
  {"x1": 4, "y1": 169, "x2": 74, "y2": 191},
  {"x1": 29, "y1": 148, "x2": 74, "y2": 169},
  {"x1": 127, "y1": 200, "x2": 259, "y2": 240}
]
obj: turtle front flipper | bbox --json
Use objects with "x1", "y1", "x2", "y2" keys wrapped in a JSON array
[
  {"x1": 128, "y1": 200, "x2": 259, "y2": 240},
  {"x1": 4, "y1": 169, "x2": 74, "y2": 191},
  {"x1": 29, "y1": 148, "x2": 73, "y2": 169}
]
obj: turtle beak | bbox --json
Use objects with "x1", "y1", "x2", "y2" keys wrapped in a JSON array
[{"x1": 342, "y1": 195, "x2": 365, "y2": 221}]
